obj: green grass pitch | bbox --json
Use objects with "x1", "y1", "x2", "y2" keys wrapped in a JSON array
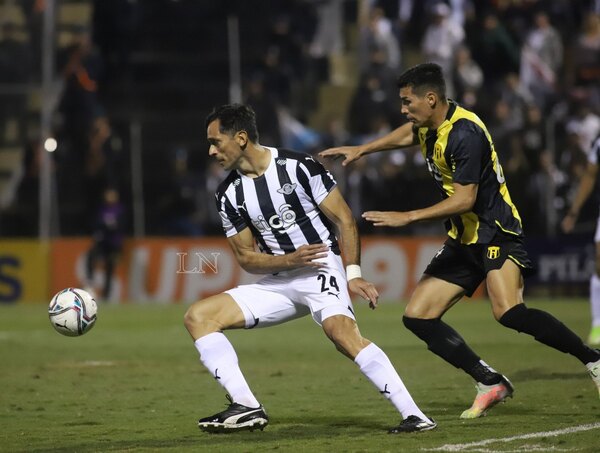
[{"x1": 1, "y1": 299, "x2": 599, "y2": 452}]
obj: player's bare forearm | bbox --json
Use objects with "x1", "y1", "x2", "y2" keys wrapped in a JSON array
[
  {"x1": 227, "y1": 228, "x2": 328, "y2": 274},
  {"x1": 364, "y1": 183, "x2": 477, "y2": 227},
  {"x1": 318, "y1": 188, "x2": 379, "y2": 307},
  {"x1": 319, "y1": 123, "x2": 416, "y2": 166},
  {"x1": 318, "y1": 188, "x2": 359, "y2": 265},
  {"x1": 411, "y1": 194, "x2": 474, "y2": 221},
  {"x1": 362, "y1": 122, "x2": 418, "y2": 153},
  {"x1": 336, "y1": 219, "x2": 360, "y2": 266},
  {"x1": 235, "y1": 244, "x2": 329, "y2": 274}
]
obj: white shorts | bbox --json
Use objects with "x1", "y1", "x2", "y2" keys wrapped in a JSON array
[{"x1": 225, "y1": 251, "x2": 356, "y2": 328}]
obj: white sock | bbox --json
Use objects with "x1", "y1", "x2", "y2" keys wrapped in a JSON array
[
  {"x1": 194, "y1": 332, "x2": 260, "y2": 408},
  {"x1": 591, "y1": 274, "x2": 600, "y2": 328},
  {"x1": 354, "y1": 343, "x2": 428, "y2": 420}
]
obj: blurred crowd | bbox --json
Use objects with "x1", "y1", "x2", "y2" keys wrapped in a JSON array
[
  {"x1": 344, "y1": 0, "x2": 600, "y2": 237},
  {"x1": 0, "y1": 0, "x2": 599, "y2": 238},
  {"x1": 232, "y1": 0, "x2": 600, "y2": 238}
]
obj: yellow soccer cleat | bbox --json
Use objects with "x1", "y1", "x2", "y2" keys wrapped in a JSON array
[{"x1": 460, "y1": 376, "x2": 514, "y2": 419}]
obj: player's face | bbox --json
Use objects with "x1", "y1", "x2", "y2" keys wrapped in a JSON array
[
  {"x1": 399, "y1": 86, "x2": 434, "y2": 128},
  {"x1": 207, "y1": 119, "x2": 244, "y2": 170}
]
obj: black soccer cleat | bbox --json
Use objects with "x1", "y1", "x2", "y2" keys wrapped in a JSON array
[
  {"x1": 388, "y1": 415, "x2": 437, "y2": 434},
  {"x1": 198, "y1": 395, "x2": 269, "y2": 433}
]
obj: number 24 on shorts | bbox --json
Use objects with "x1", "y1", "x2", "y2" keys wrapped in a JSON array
[{"x1": 317, "y1": 274, "x2": 339, "y2": 293}]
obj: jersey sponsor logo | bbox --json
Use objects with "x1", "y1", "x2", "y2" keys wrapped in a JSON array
[
  {"x1": 251, "y1": 203, "x2": 297, "y2": 232},
  {"x1": 276, "y1": 158, "x2": 287, "y2": 166},
  {"x1": 276, "y1": 183, "x2": 297, "y2": 195},
  {"x1": 425, "y1": 157, "x2": 443, "y2": 182},
  {"x1": 434, "y1": 143, "x2": 443, "y2": 160},
  {"x1": 487, "y1": 246, "x2": 500, "y2": 259}
]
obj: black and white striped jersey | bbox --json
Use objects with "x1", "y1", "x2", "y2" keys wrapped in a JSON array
[{"x1": 215, "y1": 147, "x2": 340, "y2": 255}]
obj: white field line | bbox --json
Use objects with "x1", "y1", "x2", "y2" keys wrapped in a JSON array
[{"x1": 425, "y1": 422, "x2": 600, "y2": 452}]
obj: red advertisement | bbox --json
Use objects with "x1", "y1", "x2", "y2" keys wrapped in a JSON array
[{"x1": 50, "y1": 236, "x2": 483, "y2": 303}]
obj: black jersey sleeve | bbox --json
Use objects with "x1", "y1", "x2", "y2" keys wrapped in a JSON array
[{"x1": 447, "y1": 120, "x2": 489, "y2": 185}]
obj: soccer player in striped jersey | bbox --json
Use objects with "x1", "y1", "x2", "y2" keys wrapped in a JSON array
[
  {"x1": 184, "y1": 104, "x2": 435, "y2": 434},
  {"x1": 320, "y1": 63, "x2": 600, "y2": 417},
  {"x1": 562, "y1": 134, "x2": 600, "y2": 345}
]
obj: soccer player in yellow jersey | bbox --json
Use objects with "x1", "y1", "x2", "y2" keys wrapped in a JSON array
[{"x1": 320, "y1": 63, "x2": 600, "y2": 418}]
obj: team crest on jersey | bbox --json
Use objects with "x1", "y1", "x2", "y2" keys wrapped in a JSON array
[
  {"x1": 487, "y1": 246, "x2": 500, "y2": 259},
  {"x1": 434, "y1": 143, "x2": 443, "y2": 160},
  {"x1": 277, "y1": 158, "x2": 287, "y2": 166},
  {"x1": 277, "y1": 183, "x2": 297, "y2": 195}
]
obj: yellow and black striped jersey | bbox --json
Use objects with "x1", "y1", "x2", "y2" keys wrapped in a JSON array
[{"x1": 416, "y1": 100, "x2": 523, "y2": 245}]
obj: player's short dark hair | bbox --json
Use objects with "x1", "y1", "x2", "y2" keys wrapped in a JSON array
[
  {"x1": 205, "y1": 104, "x2": 259, "y2": 143},
  {"x1": 397, "y1": 63, "x2": 447, "y2": 99}
]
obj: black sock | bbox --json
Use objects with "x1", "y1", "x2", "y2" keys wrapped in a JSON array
[
  {"x1": 499, "y1": 304, "x2": 600, "y2": 364},
  {"x1": 403, "y1": 316, "x2": 502, "y2": 385}
]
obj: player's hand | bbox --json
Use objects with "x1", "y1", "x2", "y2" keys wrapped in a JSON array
[
  {"x1": 362, "y1": 211, "x2": 412, "y2": 227},
  {"x1": 348, "y1": 278, "x2": 379, "y2": 309},
  {"x1": 319, "y1": 146, "x2": 363, "y2": 166},
  {"x1": 290, "y1": 244, "x2": 329, "y2": 269},
  {"x1": 561, "y1": 214, "x2": 577, "y2": 234}
]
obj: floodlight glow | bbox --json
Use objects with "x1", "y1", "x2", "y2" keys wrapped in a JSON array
[{"x1": 44, "y1": 138, "x2": 57, "y2": 152}]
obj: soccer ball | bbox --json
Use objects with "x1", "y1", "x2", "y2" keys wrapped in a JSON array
[{"x1": 48, "y1": 288, "x2": 97, "y2": 337}]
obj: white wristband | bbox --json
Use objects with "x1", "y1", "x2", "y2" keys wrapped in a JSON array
[{"x1": 346, "y1": 264, "x2": 362, "y2": 281}]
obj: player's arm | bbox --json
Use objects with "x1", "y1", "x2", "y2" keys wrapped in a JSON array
[
  {"x1": 226, "y1": 227, "x2": 328, "y2": 274},
  {"x1": 319, "y1": 187, "x2": 379, "y2": 308},
  {"x1": 363, "y1": 182, "x2": 477, "y2": 227},
  {"x1": 562, "y1": 161, "x2": 599, "y2": 233},
  {"x1": 318, "y1": 122, "x2": 417, "y2": 166}
]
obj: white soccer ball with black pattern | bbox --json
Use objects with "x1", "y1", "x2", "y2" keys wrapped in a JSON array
[{"x1": 48, "y1": 288, "x2": 97, "y2": 337}]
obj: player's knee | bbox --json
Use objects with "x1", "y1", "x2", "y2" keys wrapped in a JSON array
[
  {"x1": 323, "y1": 316, "x2": 364, "y2": 357},
  {"x1": 183, "y1": 304, "x2": 200, "y2": 331},
  {"x1": 323, "y1": 321, "x2": 349, "y2": 345},
  {"x1": 498, "y1": 303, "x2": 528, "y2": 332},
  {"x1": 183, "y1": 301, "x2": 212, "y2": 331}
]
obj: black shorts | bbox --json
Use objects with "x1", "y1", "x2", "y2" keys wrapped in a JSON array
[{"x1": 424, "y1": 233, "x2": 535, "y2": 297}]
